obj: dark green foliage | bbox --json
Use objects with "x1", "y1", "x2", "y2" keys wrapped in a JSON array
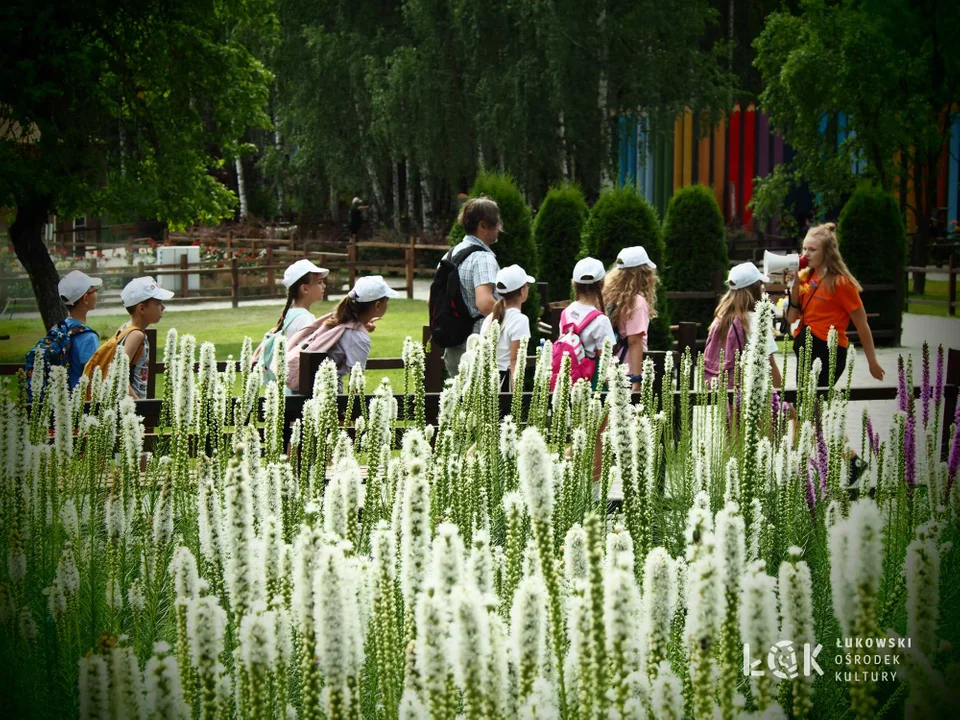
[
  {"x1": 837, "y1": 185, "x2": 906, "y2": 344},
  {"x1": 449, "y1": 172, "x2": 541, "y2": 336},
  {"x1": 581, "y1": 186, "x2": 671, "y2": 349},
  {"x1": 533, "y1": 184, "x2": 588, "y2": 304},
  {"x1": 662, "y1": 184, "x2": 728, "y2": 337}
]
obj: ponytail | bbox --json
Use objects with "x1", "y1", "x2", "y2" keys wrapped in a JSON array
[
  {"x1": 323, "y1": 293, "x2": 377, "y2": 328},
  {"x1": 273, "y1": 286, "x2": 298, "y2": 332},
  {"x1": 490, "y1": 287, "x2": 524, "y2": 326},
  {"x1": 573, "y1": 280, "x2": 606, "y2": 313}
]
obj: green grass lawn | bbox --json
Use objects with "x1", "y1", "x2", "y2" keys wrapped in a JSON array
[
  {"x1": 906, "y1": 279, "x2": 960, "y2": 318},
  {"x1": 0, "y1": 298, "x2": 431, "y2": 391}
]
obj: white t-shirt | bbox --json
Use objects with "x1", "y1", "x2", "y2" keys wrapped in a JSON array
[
  {"x1": 747, "y1": 311, "x2": 780, "y2": 357},
  {"x1": 559, "y1": 301, "x2": 615, "y2": 358},
  {"x1": 480, "y1": 308, "x2": 531, "y2": 372},
  {"x1": 283, "y1": 308, "x2": 316, "y2": 340}
]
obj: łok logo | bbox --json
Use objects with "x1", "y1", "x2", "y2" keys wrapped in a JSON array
[{"x1": 743, "y1": 640, "x2": 824, "y2": 679}]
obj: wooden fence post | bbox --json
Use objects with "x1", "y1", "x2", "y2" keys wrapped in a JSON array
[
  {"x1": 941, "y1": 347, "x2": 960, "y2": 461},
  {"x1": 948, "y1": 254, "x2": 956, "y2": 317},
  {"x1": 179, "y1": 254, "x2": 189, "y2": 299},
  {"x1": 348, "y1": 236, "x2": 358, "y2": 288},
  {"x1": 894, "y1": 264, "x2": 904, "y2": 346},
  {"x1": 266, "y1": 247, "x2": 275, "y2": 294},
  {"x1": 146, "y1": 328, "x2": 158, "y2": 399},
  {"x1": 230, "y1": 257, "x2": 240, "y2": 309},
  {"x1": 406, "y1": 236, "x2": 415, "y2": 299},
  {"x1": 423, "y1": 325, "x2": 445, "y2": 393},
  {"x1": 299, "y1": 351, "x2": 327, "y2": 398}
]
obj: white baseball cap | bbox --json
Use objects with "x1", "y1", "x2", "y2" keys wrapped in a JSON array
[
  {"x1": 58, "y1": 270, "x2": 103, "y2": 305},
  {"x1": 121, "y1": 276, "x2": 174, "y2": 307},
  {"x1": 350, "y1": 275, "x2": 399, "y2": 303},
  {"x1": 283, "y1": 259, "x2": 329, "y2": 289},
  {"x1": 727, "y1": 262, "x2": 770, "y2": 290},
  {"x1": 616, "y1": 246, "x2": 657, "y2": 269},
  {"x1": 495, "y1": 264, "x2": 535, "y2": 294},
  {"x1": 572, "y1": 257, "x2": 606, "y2": 283}
]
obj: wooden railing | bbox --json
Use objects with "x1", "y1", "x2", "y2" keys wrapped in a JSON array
[{"x1": 905, "y1": 255, "x2": 959, "y2": 316}]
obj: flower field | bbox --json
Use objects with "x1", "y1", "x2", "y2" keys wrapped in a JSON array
[{"x1": 1, "y1": 299, "x2": 958, "y2": 719}]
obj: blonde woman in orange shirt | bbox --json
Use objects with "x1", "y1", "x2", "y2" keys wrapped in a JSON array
[{"x1": 785, "y1": 222, "x2": 885, "y2": 387}]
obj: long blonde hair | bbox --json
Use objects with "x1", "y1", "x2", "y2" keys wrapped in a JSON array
[
  {"x1": 806, "y1": 222, "x2": 863, "y2": 293},
  {"x1": 605, "y1": 265, "x2": 658, "y2": 330},
  {"x1": 710, "y1": 281, "x2": 763, "y2": 343}
]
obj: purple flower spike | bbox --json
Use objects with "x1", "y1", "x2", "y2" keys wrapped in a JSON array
[
  {"x1": 816, "y1": 426, "x2": 829, "y2": 496},
  {"x1": 904, "y1": 414, "x2": 916, "y2": 498},
  {"x1": 866, "y1": 415, "x2": 877, "y2": 457},
  {"x1": 897, "y1": 355, "x2": 908, "y2": 414},
  {"x1": 935, "y1": 345, "x2": 945, "y2": 411},
  {"x1": 921, "y1": 343, "x2": 931, "y2": 428},
  {"x1": 947, "y1": 417, "x2": 960, "y2": 500},
  {"x1": 805, "y1": 459, "x2": 817, "y2": 519}
]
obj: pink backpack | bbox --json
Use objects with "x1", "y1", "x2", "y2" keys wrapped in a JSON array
[
  {"x1": 550, "y1": 308, "x2": 604, "y2": 390},
  {"x1": 285, "y1": 313, "x2": 365, "y2": 392}
]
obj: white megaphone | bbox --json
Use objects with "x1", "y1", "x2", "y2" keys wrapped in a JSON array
[{"x1": 763, "y1": 250, "x2": 802, "y2": 276}]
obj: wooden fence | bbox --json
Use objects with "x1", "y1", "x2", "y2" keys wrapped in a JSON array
[{"x1": 905, "y1": 255, "x2": 959, "y2": 316}]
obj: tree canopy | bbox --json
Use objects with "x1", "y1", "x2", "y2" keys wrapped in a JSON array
[{"x1": 2, "y1": 0, "x2": 274, "y2": 326}]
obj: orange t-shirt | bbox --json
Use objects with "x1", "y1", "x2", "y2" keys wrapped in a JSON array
[{"x1": 792, "y1": 275, "x2": 863, "y2": 348}]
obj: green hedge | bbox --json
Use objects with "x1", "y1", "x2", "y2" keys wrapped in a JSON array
[
  {"x1": 662, "y1": 184, "x2": 728, "y2": 337},
  {"x1": 533, "y1": 183, "x2": 588, "y2": 303},
  {"x1": 581, "y1": 186, "x2": 671, "y2": 349},
  {"x1": 449, "y1": 172, "x2": 541, "y2": 335},
  {"x1": 837, "y1": 185, "x2": 906, "y2": 344}
]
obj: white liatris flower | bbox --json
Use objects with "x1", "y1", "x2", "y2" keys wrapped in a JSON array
[
  {"x1": 60, "y1": 499, "x2": 80, "y2": 539},
  {"x1": 128, "y1": 580, "x2": 146, "y2": 616},
  {"x1": 563, "y1": 524, "x2": 588, "y2": 583},
  {"x1": 650, "y1": 661, "x2": 684, "y2": 720},
  {"x1": 511, "y1": 574, "x2": 548, "y2": 702},
  {"x1": 197, "y1": 478, "x2": 222, "y2": 567},
  {"x1": 223, "y1": 453, "x2": 263, "y2": 617},
  {"x1": 606, "y1": 526, "x2": 635, "y2": 571},
  {"x1": 144, "y1": 642, "x2": 191, "y2": 720},
  {"x1": 56, "y1": 541, "x2": 81, "y2": 597},
  {"x1": 778, "y1": 547, "x2": 816, "y2": 717},
  {"x1": 78, "y1": 652, "x2": 110, "y2": 720},
  {"x1": 170, "y1": 546, "x2": 202, "y2": 603},
  {"x1": 740, "y1": 559, "x2": 779, "y2": 710},
  {"x1": 430, "y1": 522, "x2": 466, "y2": 595},
  {"x1": 108, "y1": 642, "x2": 145, "y2": 720},
  {"x1": 500, "y1": 416, "x2": 519, "y2": 461},
  {"x1": 312, "y1": 543, "x2": 354, "y2": 699},
  {"x1": 450, "y1": 583, "x2": 491, "y2": 714},
  {"x1": 240, "y1": 602, "x2": 278, "y2": 674},
  {"x1": 643, "y1": 547, "x2": 676, "y2": 673},
  {"x1": 468, "y1": 530, "x2": 496, "y2": 597},
  {"x1": 187, "y1": 596, "x2": 227, "y2": 670},
  {"x1": 400, "y1": 452, "x2": 432, "y2": 607},
  {"x1": 518, "y1": 677, "x2": 560, "y2": 719},
  {"x1": 518, "y1": 428, "x2": 554, "y2": 522},
  {"x1": 906, "y1": 521, "x2": 941, "y2": 659},
  {"x1": 828, "y1": 500, "x2": 883, "y2": 638}
]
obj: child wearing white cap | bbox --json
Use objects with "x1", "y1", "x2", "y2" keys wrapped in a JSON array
[
  {"x1": 57, "y1": 270, "x2": 103, "y2": 388},
  {"x1": 252, "y1": 259, "x2": 329, "y2": 383},
  {"x1": 703, "y1": 262, "x2": 782, "y2": 389},
  {"x1": 558, "y1": 257, "x2": 616, "y2": 386},
  {"x1": 322, "y1": 275, "x2": 398, "y2": 391},
  {"x1": 605, "y1": 246, "x2": 659, "y2": 391},
  {"x1": 116, "y1": 276, "x2": 175, "y2": 398},
  {"x1": 480, "y1": 265, "x2": 535, "y2": 391}
]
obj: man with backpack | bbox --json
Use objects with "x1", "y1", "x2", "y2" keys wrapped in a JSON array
[
  {"x1": 428, "y1": 197, "x2": 501, "y2": 377},
  {"x1": 25, "y1": 270, "x2": 102, "y2": 398}
]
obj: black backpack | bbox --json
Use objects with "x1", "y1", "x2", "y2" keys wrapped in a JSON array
[{"x1": 428, "y1": 245, "x2": 491, "y2": 348}]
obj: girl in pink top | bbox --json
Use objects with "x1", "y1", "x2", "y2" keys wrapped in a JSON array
[
  {"x1": 703, "y1": 262, "x2": 782, "y2": 390},
  {"x1": 605, "y1": 246, "x2": 659, "y2": 392}
]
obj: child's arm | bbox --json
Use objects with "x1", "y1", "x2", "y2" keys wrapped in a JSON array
[
  {"x1": 627, "y1": 334, "x2": 645, "y2": 392},
  {"x1": 769, "y1": 355, "x2": 783, "y2": 390},
  {"x1": 122, "y1": 330, "x2": 145, "y2": 397},
  {"x1": 509, "y1": 339, "x2": 521, "y2": 390}
]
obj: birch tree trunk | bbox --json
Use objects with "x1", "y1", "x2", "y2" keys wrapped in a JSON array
[
  {"x1": 558, "y1": 112, "x2": 570, "y2": 181},
  {"x1": 235, "y1": 155, "x2": 249, "y2": 222},
  {"x1": 419, "y1": 160, "x2": 435, "y2": 236},
  {"x1": 405, "y1": 157, "x2": 418, "y2": 233},
  {"x1": 330, "y1": 183, "x2": 339, "y2": 222},
  {"x1": 391, "y1": 153, "x2": 401, "y2": 232},
  {"x1": 274, "y1": 126, "x2": 285, "y2": 218}
]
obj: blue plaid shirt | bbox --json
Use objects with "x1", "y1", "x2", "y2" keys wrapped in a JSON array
[{"x1": 445, "y1": 235, "x2": 499, "y2": 334}]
